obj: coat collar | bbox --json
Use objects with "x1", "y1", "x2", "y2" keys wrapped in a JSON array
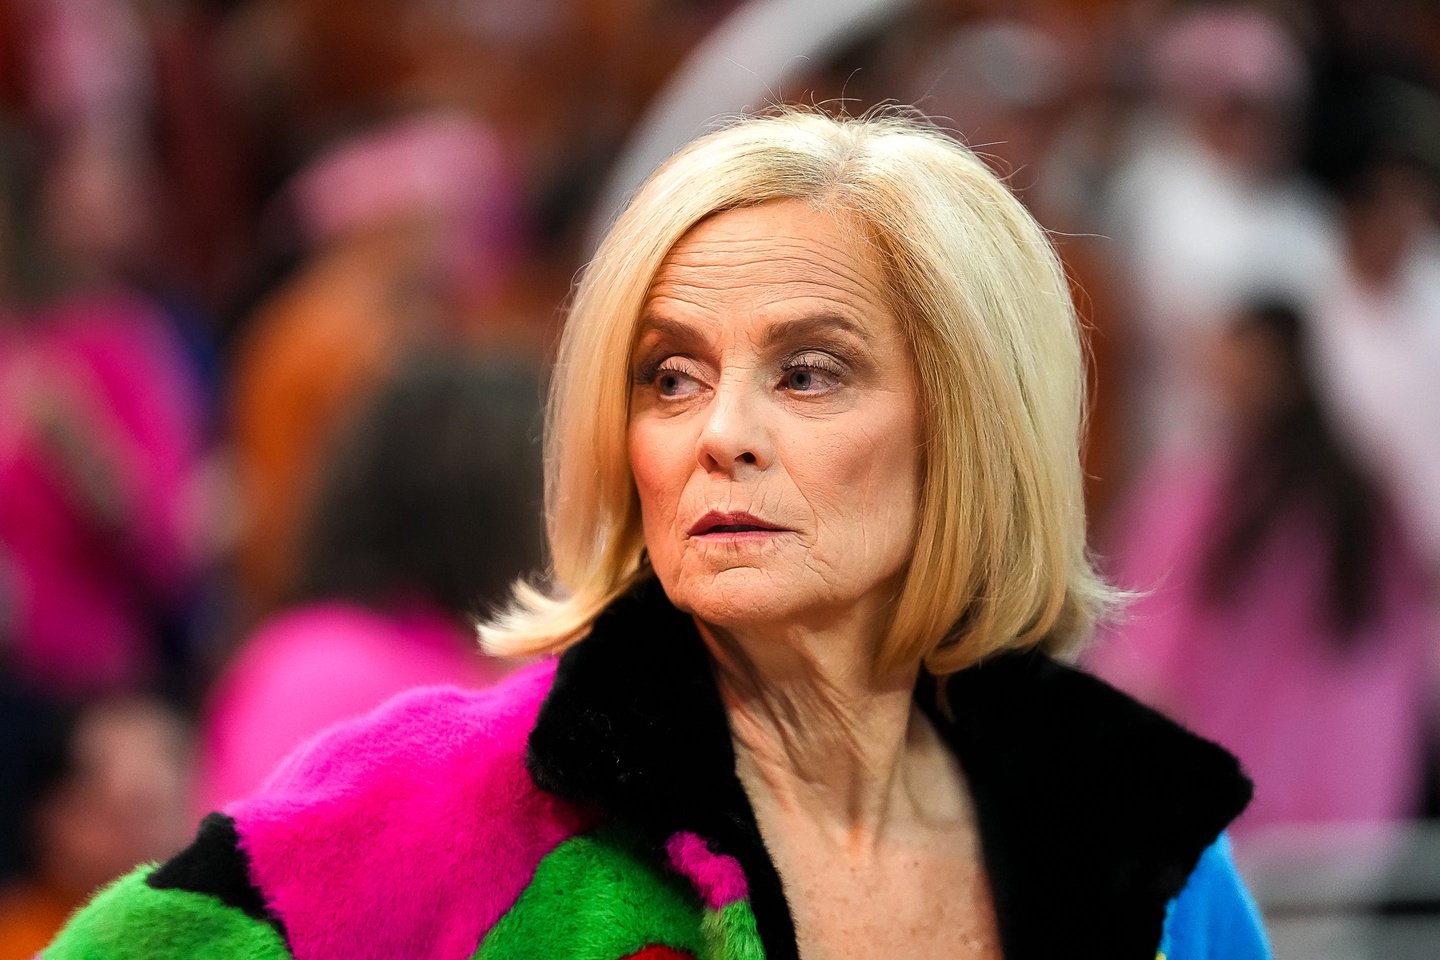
[{"x1": 527, "y1": 579, "x2": 1252, "y2": 960}]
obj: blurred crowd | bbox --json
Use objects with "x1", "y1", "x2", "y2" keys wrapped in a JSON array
[{"x1": 0, "y1": 0, "x2": 1438, "y2": 953}]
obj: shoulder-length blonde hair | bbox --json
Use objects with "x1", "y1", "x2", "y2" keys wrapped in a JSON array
[{"x1": 482, "y1": 108, "x2": 1115, "y2": 675}]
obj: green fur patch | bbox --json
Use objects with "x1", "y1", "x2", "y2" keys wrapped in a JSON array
[
  {"x1": 43, "y1": 865, "x2": 291, "y2": 960},
  {"x1": 701, "y1": 900, "x2": 764, "y2": 960},
  {"x1": 473, "y1": 825, "x2": 707, "y2": 960}
]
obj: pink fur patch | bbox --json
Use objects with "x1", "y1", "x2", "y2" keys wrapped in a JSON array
[
  {"x1": 229, "y1": 660, "x2": 597, "y2": 960},
  {"x1": 664, "y1": 831, "x2": 749, "y2": 910}
]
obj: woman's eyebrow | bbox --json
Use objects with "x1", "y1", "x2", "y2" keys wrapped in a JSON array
[
  {"x1": 632, "y1": 313, "x2": 868, "y2": 353},
  {"x1": 633, "y1": 313, "x2": 708, "y2": 348},
  {"x1": 761, "y1": 314, "x2": 867, "y2": 347}
]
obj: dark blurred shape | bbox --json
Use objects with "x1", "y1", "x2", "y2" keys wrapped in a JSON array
[
  {"x1": 0, "y1": 680, "x2": 66, "y2": 887},
  {"x1": 1311, "y1": 74, "x2": 1440, "y2": 196},
  {"x1": 196, "y1": 351, "x2": 543, "y2": 813},
  {"x1": 0, "y1": 0, "x2": 22, "y2": 110},
  {"x1": 145, "y1": 0, "x2": 255, "y2": 315},
  {"x1": 294, "y1": 351, "x2": 545, "y2": 619}
]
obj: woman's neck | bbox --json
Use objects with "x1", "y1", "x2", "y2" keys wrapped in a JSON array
[{"x1": 696, "y1": 615, "x2": 928, "y2": 844}]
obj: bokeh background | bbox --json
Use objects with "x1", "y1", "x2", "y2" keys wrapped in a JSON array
[{"x1": 0, "y1": 0, "x2": 1438, "y2": 956}]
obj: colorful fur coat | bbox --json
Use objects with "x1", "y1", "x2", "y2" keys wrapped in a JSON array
[{"x1": 44, "y1": 580, "x2": 1269, "y2": 960}]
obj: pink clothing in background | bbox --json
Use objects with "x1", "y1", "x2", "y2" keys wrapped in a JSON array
[
  {"x1": 1087, "y1": 458, "x2": 1440, "y2": 833},
  {"x1": 0, "y1": 293, "x2": 203, "y2": 696},
  {"x1": 196, "y1": 602, "x2": 507, "y2": 815}
]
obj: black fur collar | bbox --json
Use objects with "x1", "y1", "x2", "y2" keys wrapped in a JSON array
[{"x1": 527, "y1": 579, "x2": 1251, "y2": 959}]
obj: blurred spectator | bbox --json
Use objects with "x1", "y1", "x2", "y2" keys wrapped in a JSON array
[
  {"x1": 906, "y1": 18, "x2": 1072, "y2": 195},
  {"x1": 0, "y1": 693, "x2": 193, "y2": 960},
  {"x1": 21, "y1": 0, "x2": 152, "y2": 137},
  {"x1": 1306, "y1": 75, "x2": 1440, "y2": 572},
  {"x1": 1103, "y1": 4, "x2": 1338, "y2": 460},
  {"x1": 229, "y1": 110, "x2": 523, "y2": 618},
  {"x1": 196, "y1": 353, "x2": 544, "y2": 814},
  {"x1": 0, "y1": 0, "x2": 215, "y2": 699},
  {"x1": 1088, "y1": 301, "x2": 1439, "y2": 833},
  {"x1": 0, "y1": 291, "x2": 207, "y2": 697}
]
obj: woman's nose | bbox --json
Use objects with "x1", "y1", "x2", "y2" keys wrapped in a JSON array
[{"x1": 695, "y1": 378, "x2": 772, "y2": 474}]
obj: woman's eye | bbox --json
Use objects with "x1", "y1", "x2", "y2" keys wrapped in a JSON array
[
  {"x1": 652, "y1": 360, "x2": 702, "y2": 398},
  {"x1": 780, "y1": 359, "x2": 842, "y2": 393},
  {"x1": 657, "y1": 372, "x2": 696, "y2": 397}
]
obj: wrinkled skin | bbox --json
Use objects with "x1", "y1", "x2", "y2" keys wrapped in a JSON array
[{"x1": 628, "y1": 199, "x2": 923, "y2": 647}]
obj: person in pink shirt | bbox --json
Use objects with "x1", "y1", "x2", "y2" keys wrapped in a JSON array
[
  {"x1": 1089, "y1": 301, "x2": 1439, "y2": 832},
  {"x1": 0, "y1": 292, "x2": 205, "y2": 698},
  {"x1": 197, "y1": 354, "x2": 544, "y2": 813}
]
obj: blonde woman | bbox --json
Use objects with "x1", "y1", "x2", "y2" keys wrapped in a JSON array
[{"x1": 45, "y1": 111, "x2": 1268, "y2": 960}]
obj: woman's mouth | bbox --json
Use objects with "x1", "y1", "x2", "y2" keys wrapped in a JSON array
[{"x1": 687, "y1": 511, "x2": 790, "y2": 538}]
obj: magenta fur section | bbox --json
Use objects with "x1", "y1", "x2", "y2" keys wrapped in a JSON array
[
  {"x1": 664, "y1": 830, "x2": 749, "y2": 910},
  {"x1": 228, "y1": 660, "x2": 597, "y2": 960}
]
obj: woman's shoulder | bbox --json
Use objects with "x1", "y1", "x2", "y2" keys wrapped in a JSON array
[
  {"x1": 1160, "y1": 835, "x2": 1271, "y2": 960},
  {"x1": 924, "y1": 650, "x2": 1262, "y2": 956},
  {"x1": 197, "y1": 602, "x2": 486, "y2": 812},
  {"x1": 47, "y1": 659, "x2": 601, "y2": 960},
  {"x1": 235, "y1": 655, "x2": 557, "y2": 806},
  {"x1": 227, "y1": 658, "x2": 599, "y2": 956}
]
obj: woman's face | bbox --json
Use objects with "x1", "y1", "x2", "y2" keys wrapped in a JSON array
[{"x1": 628, "y1": 200, "x2": 923, "y2": 635}]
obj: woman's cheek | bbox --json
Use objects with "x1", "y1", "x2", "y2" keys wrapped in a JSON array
[
  {"x1": 630, "y1": 420, "x2": 676, "y2": 492},
  {"x1": 629, "y1": 419, "x2": 689, "y2": 551}
]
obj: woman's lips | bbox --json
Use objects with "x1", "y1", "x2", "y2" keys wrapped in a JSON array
[{"x1": 687, "y1": 511, "x2": 790, "y2": 538}]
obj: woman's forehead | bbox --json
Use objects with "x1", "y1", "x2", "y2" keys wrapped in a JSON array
[
  {"x1": 657, "y1": 200, "x2": 875, "y2": 269},
  {"x1": 642, "y1": 201, "x2": 892, "y2": 327}
]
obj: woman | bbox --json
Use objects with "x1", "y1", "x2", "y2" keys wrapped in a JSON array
[{"x1": 45, "y1": 111, "x2": 1267, "y2": 959}]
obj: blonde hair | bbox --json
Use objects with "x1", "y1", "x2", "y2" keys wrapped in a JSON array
[{"x1": 481, "y1": 108, "x2": 1115, "y2": 675}]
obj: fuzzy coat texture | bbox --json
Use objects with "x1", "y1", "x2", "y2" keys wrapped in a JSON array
[{"x1": 44, "y1": 579, "x2": 1270, "y2": 960}]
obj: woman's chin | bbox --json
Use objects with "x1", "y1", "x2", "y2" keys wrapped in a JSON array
[{"x1": 661, "y1": 568, "x2": 817, "y2": 633}]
